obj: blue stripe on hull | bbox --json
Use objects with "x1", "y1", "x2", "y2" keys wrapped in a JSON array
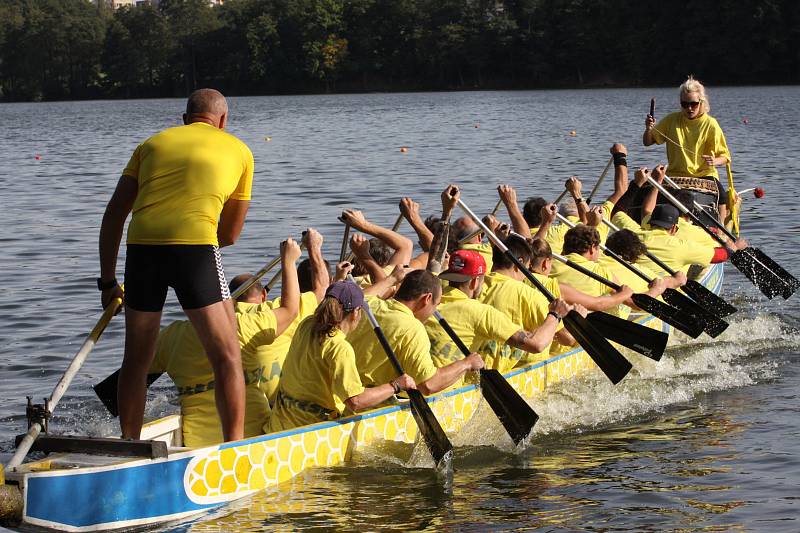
[{"x1": 25, "y1": 457, "x2": 214, "y2": 528}]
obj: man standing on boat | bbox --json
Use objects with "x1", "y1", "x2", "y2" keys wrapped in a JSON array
[{"x1": 98, "y1": 88, "x2": 254, "y2": 442}]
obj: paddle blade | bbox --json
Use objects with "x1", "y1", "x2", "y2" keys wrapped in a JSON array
[
  {"x1": 479, "y1": 369, "x2": 539, "y2": 445},
  {"x1": 585, "y1": 310, "x2": 667, "y2": 362},
  {"x1": 730, "y1": 248, "x2": 794, "y2": 300},
  {"x1": 746, "y1": 247, "x2": 799, "y2": 299},
  {"x1": 563, "y1": 311, "x2": 632, "y2": 384},
  {"x1": 631, "y1": 293, "x2": 704, "y2": 339},
  {"x1": 93, "y1": 370, "x2": 163, "y2": 418},
  {"x1": 681, "y1": 279, "x2": 737, "y2": 318},
  {"x1": 406, "y1": 389, "x2": 453, "y2": 469},
  {"x1": 662, "y1": 289, "x2": 728, "y2": 338}
]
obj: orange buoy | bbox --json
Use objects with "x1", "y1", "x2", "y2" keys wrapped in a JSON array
[
  {"x1": 569, "y1": 130, "x2": 577, "y2": 137},
  {"x1": 400, "y1": 147, "x2": 408, "y2": 153},
  {"x1": 264, "y1": 136, "x2": 272, "y2": 141}
]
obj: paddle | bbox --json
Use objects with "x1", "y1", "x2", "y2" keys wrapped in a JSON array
[
  {"x1": 458, "y1": 198, "x2": 632, "y2": 385},
  {"x1": 339, "y1": 223, "x2": 351, "y2": 263},
  {"x1": 550, "y1": 253, "x2": 668, "y2": 361},
  {"x1": 649, "y1": 97, "x2": 656, "y2": 119},
  {"x1": 348, "y1": 275, "x2": 453, "y2": 469},
  {"x1": 602, "y1": 218, "x2": 737, "y2": 317},
  {"x1": 94, "y1": 251, "x2": 284, "y2": 416},
  {"x1": 650, "y1": 176, "x2": 798, "y2": 300},
  {"x1": 555, "y1": 212, "x2": 723, "y2": 338},
  {"x1": 8, "y1": 295, "x2": 124, "y2": 469},
  {"x1": 433, "y1": 311, "x2": 539, "y2": 445},
  {"x1": 586, "y1": 156, "x2": 614, "y2": 205}
]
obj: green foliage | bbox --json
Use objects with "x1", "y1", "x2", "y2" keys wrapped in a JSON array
[{"x1": 0, "y1": 0, "x2": 798, "y2": 101}]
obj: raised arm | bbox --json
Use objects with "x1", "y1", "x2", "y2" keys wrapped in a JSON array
[
  {"x1": 272, "y1": 238, "x2": 302, "y2": 335},
  {"x1": 607, "y1": 144, "x2": 629, "y2": 206},
  {"x1": 498, "y1": 185, "x2": 531, "y2": 236},
  {"x1": 302, "y1": 228, "x2": 329, "y2": 302},
  {"x1": 399, "y1": 197, "x2": 434, "y2": 251},
  {"x1": 341, "y1": 209, "x2": 413, "y2": 266},
  {"x1": 350, "y1": 233, "x2": 388, "y2": 284},
  {"x1": 566, "y1": 176, "x2": 588, "y2": 222}
]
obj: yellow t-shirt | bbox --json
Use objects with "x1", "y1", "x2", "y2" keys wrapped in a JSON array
[
  {"x1": 638, "y1": 228, "x2": 715, "y2": 274},
  {"x1": 267, "y1": 319, "x2": 364, "y2": 433},
  {"x1": 460, "y1": 242, "x2": 493, "y2": 272},
  {"x1": 530, "y1": 217, "x2": 577, "y2": 255},
  {"x1": 596, "y1": 200, "x2": 614, "y2": 244},
  {"x1": 424, "y1": 286, "x2": 521, "y2": 371},
  {"x1": 123, "y1": 122, "x2": 254, "y2": 245},
  {"x1": 478, "y1": 271, "x2": 560, "y2": 371},
  {"x1": 347, "y1": 297, "x2": 438, "y2": 387},
  {"x1": 598, "y1": 255, "x2": 659, "y2": 319},
  {"x1": 523, "y1": 271, "x2": 562, "y2": 300},
  {"x1": 150, "y1": 306, "x2": 277, "y2": 447},
  {"x1": 241, "y1": 291, "x2": 320, "y2": 404},
  {"x1": 550, "y1": 253, "x2": 616, "y2": 298},
  {"x1": 651, "y1": 112, "x2": 730, "y2": 180}
]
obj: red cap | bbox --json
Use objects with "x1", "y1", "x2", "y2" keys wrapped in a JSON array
[{"x1": 439, "y1": 249, "x2": 486, "y2": 282}]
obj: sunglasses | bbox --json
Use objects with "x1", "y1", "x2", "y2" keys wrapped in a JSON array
[{"x1": 680, "y1": 100, "x2": 701, "y2": 109}]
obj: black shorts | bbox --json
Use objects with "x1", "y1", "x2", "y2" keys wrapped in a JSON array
[{"x1": 124, "y1": 244, "x2": 230, "y2": 312}]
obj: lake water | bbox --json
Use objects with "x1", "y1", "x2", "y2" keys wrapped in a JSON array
[{"x1": 1, "y1": 87, "x2": 799, "y2": 531}]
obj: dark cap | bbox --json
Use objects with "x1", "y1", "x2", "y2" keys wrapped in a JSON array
[
  {"x1": 439, "y1": 249, "x2": 487, "y2": 283},
  {"x1": 650, "y1": 204, "x2": 680, "y2": 230},
  {"x1": 325, "y1": 281, "x2": 364, "y2": 312}
]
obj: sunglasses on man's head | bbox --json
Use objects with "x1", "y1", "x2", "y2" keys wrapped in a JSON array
[{"x1": 680, "y1": 100, "x2": 700, "y2": 109}]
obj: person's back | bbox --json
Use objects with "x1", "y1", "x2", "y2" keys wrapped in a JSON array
[{"x1": 125, "y1": 123, "x2": 253, "y2": 245}]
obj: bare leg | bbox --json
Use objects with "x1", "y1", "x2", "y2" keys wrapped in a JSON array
[
  {"x1": 185, "y1": 299, "x2": 244, "y2": 442},
  {"x1": 118, "y1": 307, "x2": 162, "y2": 439}
]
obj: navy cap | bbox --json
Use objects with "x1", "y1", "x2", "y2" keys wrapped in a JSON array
[
  {"x1": 650, "y1": 204, "x2": 680, "y2": 229},
  {"x1": 325, "y1": 281, "x2": 364, "y2": 312}
]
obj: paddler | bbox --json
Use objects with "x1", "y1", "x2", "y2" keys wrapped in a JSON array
[
  {"x1": 267, "y1": 280, "x2": 417, "y2": 432},
  {"x1": 149, "y1": 239, "x2": 301, "y2": 447},
  {"x1": 425, "y1": 249, "x2": 570, "y2": 387},
  {"x1": 643, "y1": 75, "x2": 732, "y2": 223},
  {"x1": 98, "y1": 89, "x2": 253, "y2": 441},
  {"x1": 347, "y1": 269, "x2": 485, "y2": 395},
  {"x1": 340, "y1": 208, "x2": 414, "y2": 284},
  {"x1": 477, "y1": 234, "x2": 585, "y2": 370}
]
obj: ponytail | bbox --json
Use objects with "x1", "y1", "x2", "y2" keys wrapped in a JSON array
[{"x1": 312, "y1": 297, "x2": 347, "y2": 339}]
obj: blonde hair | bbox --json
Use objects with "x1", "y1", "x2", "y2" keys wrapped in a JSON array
[
  {"x1": 679, "y1": 75, "x2": 710, "y2": 114},
  {"x1": 312, "y1": 297, "x2": 347, "y2": 339}
]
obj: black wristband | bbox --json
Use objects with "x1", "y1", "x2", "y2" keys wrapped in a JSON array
[
  {"x1": 612, "y1": 152, "x2": 628, "y2": 167},
  {"x1": 547, "y1": 310, "x2": 562, "y2": 322},
  {"x1": 391, "y1": 380, "x2": 401, "y2": 394},
  {"x1": 97, "y1": 277, "x2": 117, "y2": 291}
]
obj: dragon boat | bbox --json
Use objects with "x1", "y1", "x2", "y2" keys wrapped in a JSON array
[{"x1": 0, "y1": 264, "x2": 724, "y2": 532}]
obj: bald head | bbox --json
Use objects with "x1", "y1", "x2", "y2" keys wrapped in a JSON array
[
  {"x1": 228, "y1": 273, "x2": 265, "y2": 303},
  {"x1": 184, "y1": 89, "x2": 228, "y2": 127},
  {"x1": 453, "y1": 216, "x2": 479, "y2": 242}
]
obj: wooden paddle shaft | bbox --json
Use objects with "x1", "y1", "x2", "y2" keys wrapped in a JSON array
[
  {"x1": 231, "y1": 255, "x2": 281, "y2": 299},
  {"x1": 7, "y1": 296, "x2": 123, "y2": 469},
  {"x1": 587, "y1": 156, "x2": 614, "y2": 205}
]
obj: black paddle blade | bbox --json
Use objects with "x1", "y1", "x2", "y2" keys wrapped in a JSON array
[
  {"x1": 747, "y1": 247, "x2": 799, "y2": 298},
  {"x1": 662, "y1": 289, "x2": 728, "y2": 338},
  {"x1": 93, "y1": 370, "x2": 163, "y2": 418},
  {"x1": 682, "y1": 279, "x2": 737, "y2": 318},
  {"x1": 585, "y1": 310, "x2": 668, "y2": 362},
  {"x1": 730, "y1": 248, "x2": 794, "y2": 300},
  {"x1": 479, "y1": 369, "x2": 539, "y2": 445},
  {"x1": 563, "y1": 311, "x2": 632, "y2": 384},
  {"x1": 406, "y1": 389, "x2": 454, "y2": 469},
  {"x1": 631, "y1": 293, "x2": 704, "y2": 339}
]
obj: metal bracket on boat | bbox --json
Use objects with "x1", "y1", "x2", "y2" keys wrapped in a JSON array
[{"x1": 25, "y1": 396, "x2": 50, "y2": 434}]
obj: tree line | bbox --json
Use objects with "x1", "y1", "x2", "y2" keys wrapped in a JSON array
[{"x1": 1, "y1": 0, "x2": 798, "y2": 102}]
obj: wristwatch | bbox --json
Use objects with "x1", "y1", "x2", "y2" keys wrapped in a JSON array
[
  {"x1": 547, "y1": 310, "x2": 563, "y2": 322},
  {"x1": 96, "y1": 278, "x2": 117, "y2": 291}
]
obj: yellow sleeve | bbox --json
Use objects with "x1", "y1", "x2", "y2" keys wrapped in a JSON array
[
  {"x1": 477, "y1": 305, "x2": 522, "y2": 345},
  {"x1": 121, "y1": 143, "x2": 143, "y2": 181},
  {"x1": 396, "y1": 328, "x2": 438, "y2": 383},
  {"x1": 229, "y1": 142, "x2": 254, "y2": 201},
  {"x1": 328, "y1": 341, "x2": 365, "y2": 404},
  {"x1": 237, "y1": 309, "x2": 278, "y2": 350},
  {"x1": 611, "y1": 211, "x2": 642, "y2": 233},
  {"x1": 676, "y1": 238, "x2": 716, "y2": 267},
  {"x1": 708, "y1": 119, "x2": 730, "y2": 162}
]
